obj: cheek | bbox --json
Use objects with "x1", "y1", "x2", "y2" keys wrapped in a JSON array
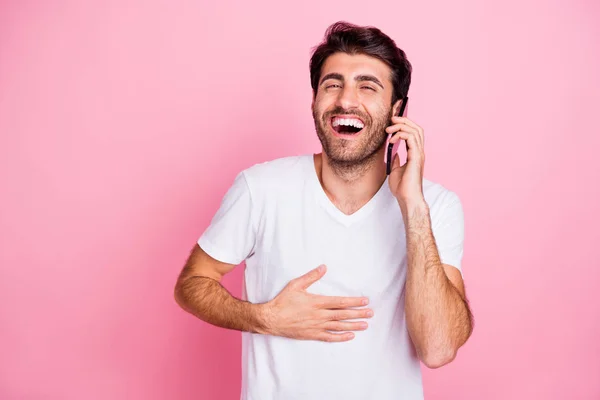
[
  {"x1": 366, "y1": 102, "x2": 391, "y2": 124},
  {"x1": 313, "y1": 100, "x2": 330, "y2": 120},
  {"x1": 363, "y1": 96, "x2": 387, "y2": 113},
  {"x1": 314, "y1": 90, "x2": 337, "y2": 108}
]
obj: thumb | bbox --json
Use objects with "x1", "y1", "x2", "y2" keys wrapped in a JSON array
[
  {"x1": 390, "y1": 153, "x2": 402, "y2": 173},
  {"x1": 393, "y1": 153, "x2": 400, "y2": 168},
  {"x1": 291, "y1": 264, "x2": 327, "y2": 290}
]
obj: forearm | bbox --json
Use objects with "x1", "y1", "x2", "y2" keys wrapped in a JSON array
[
  {"x1": 402, "y1": 200, "x2": 472, "y2": 368},
  {"x1": 174, "y1": 275, "x2": 267, "y2": 334}
]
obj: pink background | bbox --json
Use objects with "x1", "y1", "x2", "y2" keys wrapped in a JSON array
[{"x1": 1, "y1": 0, "x2": 599, "y2": 399}]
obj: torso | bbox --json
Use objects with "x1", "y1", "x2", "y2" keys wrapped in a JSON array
[{"x1": 240, "y1": 154, "x2": 425, "y2": 400}]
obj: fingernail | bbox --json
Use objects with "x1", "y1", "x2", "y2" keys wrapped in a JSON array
[
  {"x1": 367, "y1": 310, "x2": 374, "y2": 317},
  {"x1": 362, "y1": 298, "x2": 369, "y2": 305}
]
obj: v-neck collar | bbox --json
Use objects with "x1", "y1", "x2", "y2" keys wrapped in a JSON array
[{"x1": 305, "y1": 154, "x2": 389, "y2": 227}]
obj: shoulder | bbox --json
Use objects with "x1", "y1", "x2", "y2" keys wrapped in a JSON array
[
  {"x1": 423, "y1": 178, "x2": 464, "y2": 224},
  {"x1": 239, "y1": 154, "x2": 312, "y2": 191},
  {"x1": 423, "y1": 178, "x2": 461, "y2": 205}
]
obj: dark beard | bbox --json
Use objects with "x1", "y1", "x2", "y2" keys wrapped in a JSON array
[{"x1": 312, "y1": 106, "x2": 393, "y2": 177}]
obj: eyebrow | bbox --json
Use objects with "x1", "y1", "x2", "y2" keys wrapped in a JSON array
[{"x1": 319, "y1": 73, "x2": 384, "y2": 89}]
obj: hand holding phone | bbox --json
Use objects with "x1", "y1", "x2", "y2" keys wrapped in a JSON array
[{"x1": 385, "y1": 96, "x2": 409, "y2": 175}]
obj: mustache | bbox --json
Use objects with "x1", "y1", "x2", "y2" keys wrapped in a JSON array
[{"x1": 322, "y1": 107, "x2": 369, "y2": 122}]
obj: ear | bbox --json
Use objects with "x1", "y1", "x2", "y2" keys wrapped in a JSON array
[{"x1": 392, "y1": 98, "x2": 403, "y2": 117}]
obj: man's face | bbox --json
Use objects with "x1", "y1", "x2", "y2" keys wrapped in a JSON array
[{"x1": 312, "y1": 52, "x2": 396, "y2": 167}]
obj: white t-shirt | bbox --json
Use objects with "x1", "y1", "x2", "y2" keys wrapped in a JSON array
[{"x1": 198, "y1": 154, "x2": 464, "y2": 400}]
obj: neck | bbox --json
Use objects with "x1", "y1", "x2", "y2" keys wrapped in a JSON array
[{"x1": 314, "y1": 150, "x2": 387, "y2": 215}]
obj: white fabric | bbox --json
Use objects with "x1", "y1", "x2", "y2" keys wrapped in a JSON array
[{"x1": 198, "y1": 154, "x2": 465, "y2": 400}]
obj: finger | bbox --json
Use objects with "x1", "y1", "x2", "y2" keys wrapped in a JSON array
[
  {"x1": 323, "y1": 321, "x2": 369, "y2": 332},
  {"x1": 387, "y1": 131, "x2": 421, "y2": 158},
  {"x1": 290, "y1": 264, "x2": 327, "y2": 290},
  {"x1": 315, "y1": 331, "x2": 355, "y2": 342},
  {"x1": 391, "y1": 117, "x2": 424, "y2": 146},
  {"x1": 314, "y1": 295, "x2": 369, "y2": 309},
  {"x1": 325, "y1": 308, "x2": 374, "y2": 321},
  {"x1": 391, "y1": 152, "x2": 403, "y2": 172},
  {"x1": 385, "y1": 122, "x2": 419, "y2": 137},
  {"x1": 386, "y1": 124, "x2": 422, "y2": 150},
  {"x1": 387, "y1": 130, "x2": 411, "y2": 145},
  {"x1": 391, "y1": 116, "x2": 423, "y2": 133},
  {"x1": 389, "y1": 132, "x2": 420, "y2": 161}
]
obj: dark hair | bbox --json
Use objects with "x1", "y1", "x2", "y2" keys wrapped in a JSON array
[{"x1": 309, "y1": 21, "x2": 412, "y2": 105}]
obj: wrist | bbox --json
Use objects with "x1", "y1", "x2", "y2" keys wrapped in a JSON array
[
  {"x1": 398, "y1": 196, "x2": 429, "y2": 218},
  {"x1": 251, "y1": 302, "x2": 274, "y2": 335}
]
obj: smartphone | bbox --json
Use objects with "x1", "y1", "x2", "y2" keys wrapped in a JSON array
[{"x1": 385, "y1": 96, "x2": 409, "y2": 175}]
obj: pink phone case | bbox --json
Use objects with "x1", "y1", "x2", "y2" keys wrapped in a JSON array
[
  {"x1": 384, "y1": 133, "x2": 401, "y2": 165},
  {"x1": 384, "y1": 98, "x2": 408, "y2": 168}
]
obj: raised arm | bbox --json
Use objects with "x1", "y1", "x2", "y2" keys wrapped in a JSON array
[{"x1": 386, "y1": 114, "x2": 474, "y2": 368}]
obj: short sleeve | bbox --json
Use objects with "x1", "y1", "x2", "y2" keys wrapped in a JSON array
[
  {"x1": 197, "y1": 171, "x2": 256, "y2": 265},
  {"x1": 431, "y1": 190, "x2": 465, "y2": 274}
]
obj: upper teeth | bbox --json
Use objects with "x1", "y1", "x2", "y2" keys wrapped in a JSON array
[{"x1": 332, "y1": 118, "x2": 364, "y2": 129}]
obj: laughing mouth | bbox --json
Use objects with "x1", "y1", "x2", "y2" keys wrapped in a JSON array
[{"x1": 331, "y1": 116, "x2": 365, "y2": 135}]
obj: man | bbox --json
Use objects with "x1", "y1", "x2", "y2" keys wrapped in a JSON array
[{"x1": 174, "y1": 21, "x2": 473, "y2": 400}]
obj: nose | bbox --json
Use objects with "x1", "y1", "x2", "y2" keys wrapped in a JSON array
[{"x1": 335, "y1": 85, "x2": 360, "y2": 110}]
